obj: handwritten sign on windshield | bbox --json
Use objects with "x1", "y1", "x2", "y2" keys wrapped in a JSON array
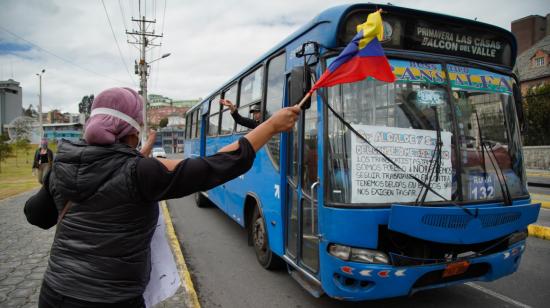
[{"x1": 350, "y1": 125, "x2": 453, "y2": 203}]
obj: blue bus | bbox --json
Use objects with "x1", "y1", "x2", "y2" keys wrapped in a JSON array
[{"x1": 183, "y1": 3, "x2": 540, "y2": 301}]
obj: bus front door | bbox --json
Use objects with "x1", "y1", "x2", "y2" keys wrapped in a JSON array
[{"x1": 285, "y1": 96, "x2": 320, "y2": 275}]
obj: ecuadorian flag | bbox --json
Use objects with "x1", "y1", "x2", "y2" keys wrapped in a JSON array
[{"x1": 309, "y1": 10, "x2": 395, "y2": 94}]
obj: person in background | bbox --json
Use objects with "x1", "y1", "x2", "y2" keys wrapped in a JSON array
[
  {"x1": 24, "y1": 87, "x2": 300, "y2": 308},
  {"x1": 220, "y1": 99, "x2": 261, "y2": 129},
  {"x1": 32, "y1": 138, "x2": 54, "y2": 184}
]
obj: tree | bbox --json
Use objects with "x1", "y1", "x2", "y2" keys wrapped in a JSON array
[
  {"x1": 0, "y1": 134, "x2": 12, "y2": 173},
  {"x1": 24, "y1": 104, "x2": 38, "y2": 119},
  {"x1": 79, "y1": 94, "x2": 94, "y2": 116},
  {"x1": 159, "y1": 117, "x2": 169, "y2": 128},
  {"x1": 523, "y1": 84, "x2": 550, "y2": 146},
  {"x1": 10, "y1": 116, "x2": 34, "y2": 167}
]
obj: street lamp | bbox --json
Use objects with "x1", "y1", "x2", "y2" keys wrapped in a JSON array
[
  {"x1": 36, "y1": 69, "x2": 45, "y2": 138},
  {"x1": 148, "y1": 53, "x2": 171, "y2": 65},
  {"x1": 141, "y1": 52, "x2": 171, "y2": 144}
]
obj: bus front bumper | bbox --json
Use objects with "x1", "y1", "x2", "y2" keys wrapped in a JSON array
[{"x1": 320, "y1": 240, "x2": 526, "y2": 301}]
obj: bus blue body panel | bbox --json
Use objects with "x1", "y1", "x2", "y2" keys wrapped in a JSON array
[
  {"x1": 388, "y1": 202, "x2": 540, "y2": 244},
  {"x1": 322, "y1": 200, "x2": 538, "y2": 249},
  {"x1": 319, "y1": 199, "x2": 538, "y2": 300},
  {"x1": 203, "y1": 133, "x2": 285, "y2": 256},
  {"x1": 318, "y1": 239, "x2": 526, "y2": 301}
]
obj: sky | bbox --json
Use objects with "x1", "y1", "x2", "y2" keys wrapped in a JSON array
[{"x1": 0, "y1": 0, "x2": 548, "y2": 114}]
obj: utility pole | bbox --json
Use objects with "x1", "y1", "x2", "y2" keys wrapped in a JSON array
[
  {"x1": 126, "y1": 3, "x2": 162, "y2": 143},
  {"x1": 36, "y1": 69, "x2": 45, "y2": 138}
]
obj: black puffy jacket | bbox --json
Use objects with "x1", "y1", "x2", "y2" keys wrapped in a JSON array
[{"x1": 44, "y1": 140, "x2": 157, "y2": 302}]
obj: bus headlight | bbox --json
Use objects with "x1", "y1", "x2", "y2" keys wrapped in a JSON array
[{"x1": 329, "y1": 244, "x2": 389, "y2": 264}]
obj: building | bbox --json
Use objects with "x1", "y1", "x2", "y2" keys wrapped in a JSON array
[
  {"x1": 512, "y1": 14, "x2": 550, "y2": 55},
  {"x1": 151, "y1": 112, "x2": 186, "y2": 154},
  {"x1": 43, "y1": 123, "x2": 83, "y2": 142},
  {"x1": 512, "y1": 13, "x2": 550, "y2": 94},
  {"x1": 0, "y1": 79, "x2": 22, "y2": 133},
  {"x1": 147, "y1": 94, "x2": 197, "y2": 126},
  {"x1": 148, "y1": 107, "x2": 188, "y2": 126},
  {"x1": 148, "y1": 94, "x2": 197, "y2": 109},
  {"x1": 158, "y1": 127, "x2": 185, "y2": 154},
  {"x1": 514, "y1": 35, "x2": 550, "y2": 94},
  {"x1": 47, "y1": 109, "x2": 65, "y2": 124}
]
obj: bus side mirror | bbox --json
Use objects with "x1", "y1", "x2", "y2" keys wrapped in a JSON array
[
  {"x1": 513, "y1": 83, "x2": 526, "y2": 134},
  {"x1": 289, "y1": 66, "x2": 311, "y2": 109}
]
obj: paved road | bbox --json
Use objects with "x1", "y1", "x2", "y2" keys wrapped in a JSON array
[{"x1": 168, "y1": 195, "x2": 550, "y2": 308}]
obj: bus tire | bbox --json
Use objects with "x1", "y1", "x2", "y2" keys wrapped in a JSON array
[
  {"x1": 194, "y1": 192, "x2": 209, "y2": 208},
  {"x1": 251, "y1": 206, "x2": 284, "y2": 270}
]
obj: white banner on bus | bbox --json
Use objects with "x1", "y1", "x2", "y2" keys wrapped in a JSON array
[{"x1": 350, "y1": 125, "x2": 453, "y2": 203}]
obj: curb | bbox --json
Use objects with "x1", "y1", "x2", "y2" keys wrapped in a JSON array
[
  {"x1": 161, "y1": 200, "x2": 201, "y2": 308},
  {"x1": 531, "y1": 195, "x2": 550, "y2": 209},
  {"x1": 528, "y1": 224, "x2": 550, "y2": 240}
]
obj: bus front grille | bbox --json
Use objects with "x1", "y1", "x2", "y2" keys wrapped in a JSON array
[{"x1": 421, "y1": 212, "x2": 521, "y2": 229}]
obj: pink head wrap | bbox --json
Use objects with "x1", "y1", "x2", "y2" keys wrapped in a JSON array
[{"x1": 84, "y1": 87, "x2": 144, "y2": 145}]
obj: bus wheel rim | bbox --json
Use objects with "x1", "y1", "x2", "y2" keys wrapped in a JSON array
[{"x1": 254, "y1": 218, "x2": 266, "y2": 251}]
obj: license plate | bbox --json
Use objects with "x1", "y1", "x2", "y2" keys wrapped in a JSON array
[{"x1": 442, "y1": 260, "x2": 470, "y2": 278}]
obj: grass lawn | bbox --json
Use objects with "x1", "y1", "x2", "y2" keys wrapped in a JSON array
[{"x1": 0, "y1": 144, "x2": 56, "y2": 200}]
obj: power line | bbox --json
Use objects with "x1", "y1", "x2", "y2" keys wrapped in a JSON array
[
  {"x1": 0, "y1": 25, "x2": 133, "y2": 86},
  {"x1": 100, "y1": 0, "x2": 137, "y2": 86},
  {"x1": 118, "y1": 0, "x2": 129, "y2": 31},
  {"x1": 152, "y1": 0, "x2": 167, "y2": 90}
]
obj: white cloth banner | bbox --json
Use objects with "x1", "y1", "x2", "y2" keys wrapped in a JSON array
[
  {"x1": 350, "y1": 125, "x2": 453, "y2": 203},
  {"x1": 143, "y1": 204, "x2": 181, "y2": 307}
]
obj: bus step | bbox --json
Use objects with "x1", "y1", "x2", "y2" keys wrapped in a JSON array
[{"x1": 288, "y1": 266, "x2": 324, "y2": 298}]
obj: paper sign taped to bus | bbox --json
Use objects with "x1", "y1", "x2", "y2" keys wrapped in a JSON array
[{"x1": 350, "y1": 125, "x2": 452, "y2": 203}]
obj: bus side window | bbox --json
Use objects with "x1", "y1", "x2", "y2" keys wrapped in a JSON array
[
  {"x1": 191, "y1": 110, "x2": 197, "y2": 138},
  {"x1": 185, "y1": 114, "x2": 190, "y2": 139},
  {"x1": 237, "y1": 66, "x2": 264, "y2": 133},
  {"x1": 194, "y1": 109, "x2": 200, "y2": 138},
  {"x1": 221, "y1": 83, "x2": 238, "y2": 135},
  {"x1": 265, "y1": 52, "x2": 286, "y2": 169},
  {"x1": 208, "y1": 95, "x2": 221, "y2": 136}
]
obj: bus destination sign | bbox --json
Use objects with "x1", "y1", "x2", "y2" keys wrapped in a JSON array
[
  {"x1": 415, "y1": 25, "x2": 502, "y2": 59},
  {"x1": 341, "y1": 10, "x2": 515, "y2": 67}
]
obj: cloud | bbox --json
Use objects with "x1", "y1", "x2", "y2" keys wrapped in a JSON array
[{"x1": 0, "y1": 0, "x2": 548, "y2": 114}]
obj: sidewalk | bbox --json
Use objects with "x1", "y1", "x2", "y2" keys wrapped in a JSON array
[{"x1": 0, "y1": 191, "x2": 187, "y2": 308}]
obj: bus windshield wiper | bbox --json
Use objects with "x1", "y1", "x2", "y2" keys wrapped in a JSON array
[
  {"x1": 475, "y1": 112, "x2": 489, "y2": 182},
  {"x1": 416, "y1": 106, "x2": 443, "y2": 205},
  {"x1": 475, "y1": 111, "x2": 512, "y2": 206}
]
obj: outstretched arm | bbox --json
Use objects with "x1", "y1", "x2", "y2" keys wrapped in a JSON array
[
  {"x1": 137, "y1": 106, "x2": 301, "y2": 201},
  {"x1": 157, "y1": 105, "x2": 300, "y2": 171}
]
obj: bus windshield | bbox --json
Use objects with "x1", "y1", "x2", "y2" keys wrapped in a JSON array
[{"x1": 326, "y1": 59, "x2": 528, "y2": 205}]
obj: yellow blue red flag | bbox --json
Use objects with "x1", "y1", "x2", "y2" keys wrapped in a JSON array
[{"x1": 309, "y1": 10, "x2": 395, "y2": 94}]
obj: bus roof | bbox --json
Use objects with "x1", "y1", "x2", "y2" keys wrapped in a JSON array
[{"x1": 187, "y1": 3, "x2": 517, "y2": 114}]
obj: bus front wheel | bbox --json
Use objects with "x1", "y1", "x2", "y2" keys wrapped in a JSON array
[{"x1": 252, "y1": 207, "x2": 284, "y2": 270}]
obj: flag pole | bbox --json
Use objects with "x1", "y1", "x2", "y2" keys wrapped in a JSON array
[{"x1": 297, "y1": 92, "x2": 312, "y2": 110}]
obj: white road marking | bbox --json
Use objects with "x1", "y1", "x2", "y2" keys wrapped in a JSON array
[{"x1": 465, "y1": 282, "x2": 532, "y2": 308}]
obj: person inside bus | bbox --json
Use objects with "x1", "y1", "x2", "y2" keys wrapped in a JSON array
[
  {"x1": 23, "y1": 87, "x2": 300, "y2": 308},
  {"x1": 219, "y1": 98, "x2": 261, "y2": 129}
]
